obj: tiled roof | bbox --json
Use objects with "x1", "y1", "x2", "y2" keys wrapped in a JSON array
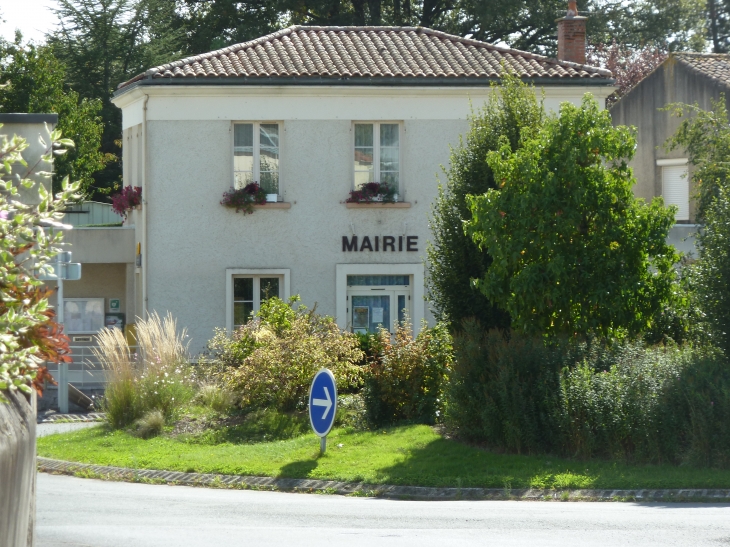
[
  {"x1": 118, "y1": 26, "x2": 612, "y2": 89},
  {"x1": 674, "y1": 53, "x2": 730, "y2": 88}
]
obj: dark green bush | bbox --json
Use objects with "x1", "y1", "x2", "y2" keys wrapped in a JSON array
[
  {"x1": 446, "y1": 321, "x2": 730, "y2": 467},
  {"x1": 363, "y1": 320, "x2": 453, "y2": 427},
  {"x1": 445, "y1": 321, "x2": 564, "y2": 454},
  {"x1": 665, "y1": 354, "x2": 730, "y2": 468}
]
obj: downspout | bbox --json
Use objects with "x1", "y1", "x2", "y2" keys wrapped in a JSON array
[{"x1": 142, "y1": 93, "x2": 149, "y2": 318}]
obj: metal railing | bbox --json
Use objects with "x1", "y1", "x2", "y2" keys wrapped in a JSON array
[{"x1": 47, "y1": 345, "x2": 141, "y2": 413}]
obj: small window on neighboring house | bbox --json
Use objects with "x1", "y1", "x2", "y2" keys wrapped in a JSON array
[
  {"x1": 660, "y1": 160, "x2": 689, "y2": 221},
  {"x1": 354, "y1": 123, "x2": 400, "y2": 193},
  {"x1": 234, "y1": 122, "x2": 280, "y2": 195}
]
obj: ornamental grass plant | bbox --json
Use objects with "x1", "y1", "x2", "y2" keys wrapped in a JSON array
[{"x1": 94, "y1": 312, "x2": 194, "y2": 428}]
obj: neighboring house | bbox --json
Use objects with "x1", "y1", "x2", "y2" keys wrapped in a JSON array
[
  {"x1": 110, "y1": 21, "x2": 615, "y2": 355},
  {"x1": 0, "y1": 115, "x2": 133, "y2": 409},
  {"x1": 609, "y1": 53, "x2": 730, "y2": 256}
]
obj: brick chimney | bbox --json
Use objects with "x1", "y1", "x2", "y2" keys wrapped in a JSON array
[{"x1": 557, "y1": 0, "x2": 587, "y2": 65}]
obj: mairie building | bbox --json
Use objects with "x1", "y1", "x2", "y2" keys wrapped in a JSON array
[{"x1": 106, "y1": 23, "x2": 613, "y2": 355}]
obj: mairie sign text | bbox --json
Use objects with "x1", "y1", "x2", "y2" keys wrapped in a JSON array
[{"x1": 342, "y1": 235, "x2": 418, "y2": 252}]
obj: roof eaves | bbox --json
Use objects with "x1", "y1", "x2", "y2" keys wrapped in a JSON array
[{"x1": 113, "y1": 74, "x2": 615, "y2": 98}]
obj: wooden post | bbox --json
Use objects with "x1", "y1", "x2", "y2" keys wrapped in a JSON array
[{"x1": 0, "y1": 390, "x2": 37, "y2": 547}]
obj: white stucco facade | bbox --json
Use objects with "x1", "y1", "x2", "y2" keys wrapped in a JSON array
[{"x1": 112, "y1": 84, "x2": 613, "y2": 354}]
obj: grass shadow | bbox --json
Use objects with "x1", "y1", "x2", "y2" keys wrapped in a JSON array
[
  {"x1": 279, "y1": 458, "x2": 319, "y2": 479},
  {"x1": 370, "y1": 427, "x2": 730, "y2": 490}
]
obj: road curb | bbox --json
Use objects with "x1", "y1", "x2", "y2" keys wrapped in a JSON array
[
  {"x1": 36, "y1": 457, "x2": 730, "y2": 502},
  {"x1": 37, "y1": 413, "x2": 105, "y2": 424}
]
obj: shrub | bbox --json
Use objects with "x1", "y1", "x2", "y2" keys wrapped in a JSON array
[
  {"x1": 363, "y1": 320, "x2": 453, "y2": 427},
  {"x1": 426, "y1": 73, "x2": 541, "y2": 331},
  {"x1": 557, "y1": 343, "x2": 690, "y2": 462},
  {"x1": 446, "y1": 322, "x2": 730, "y2": 466},
  {"x1": 204, "y1": 297, "x2": 364, "y2": 412},
  {"x1": 0, "y1": 125, "x2": 79, "y2": 403},
  {"x1": 466, "y1": 95, "x2": 678, "y2": 338},
  {"x1": 445, "y1": 321, "x2": 564, "y2": 454},
  {"x1": 94, "y1": 312, "x2": 194, "y2": 428}
]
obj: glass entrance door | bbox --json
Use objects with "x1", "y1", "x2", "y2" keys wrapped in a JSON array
[
  {"x1": 351, "y1": 293, "x2": 391, "y2": 334},
  {"x1": 346, "y1": 275, "x2": 411, "y2": 334}
]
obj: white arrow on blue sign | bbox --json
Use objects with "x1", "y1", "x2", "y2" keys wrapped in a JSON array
[{"x1": 308, "y1": 369, "x2": 337, "y2": 438}]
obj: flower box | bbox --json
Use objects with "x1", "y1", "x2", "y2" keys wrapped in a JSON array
[
  {"x1": 111, "y1": 186, "x2": 142, "y2": 219},
  {"x1": 221, "y1": 183, "x2": 267, "y2": 214},
  {"x1": 346, "y1": 182, "x2": 397, "y2": 204}
]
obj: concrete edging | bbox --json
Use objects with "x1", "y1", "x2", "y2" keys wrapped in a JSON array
[{"x1": 37, "y1": 457, "x2": 730, "y2": 502}]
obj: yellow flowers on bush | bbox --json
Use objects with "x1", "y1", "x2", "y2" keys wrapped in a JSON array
[
  {"x1": 364, "y1": 319, "x2": 453, "y2": 426},
  {"x1": 203, "y1": 297, "x2": 364, "y2": 412}
]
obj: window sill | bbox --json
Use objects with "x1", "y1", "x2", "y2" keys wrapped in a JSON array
[
  {"x1": 252, "y1": 202, "x2": 291, "y2": 210},
  {"x1": 345, "y1": 202, "x2": 411, "y2": 209}
]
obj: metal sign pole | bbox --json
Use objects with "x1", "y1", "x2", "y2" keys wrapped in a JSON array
[
  {"x1": 56, "y1": 253, "x2": 68, "y2": 414},
  {"x1": 309, "y1": 369, "x2": 337, "y2": 456}
]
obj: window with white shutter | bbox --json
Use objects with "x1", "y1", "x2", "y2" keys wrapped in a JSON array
[{"x1": 660, "y1": 161, "x2": 689, "y2": 221}]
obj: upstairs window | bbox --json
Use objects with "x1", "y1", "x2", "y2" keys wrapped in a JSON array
[
  {"x1": 234, "y1": 123, "x2": 280, "y2": 195},
  {"x1": 659, "y1": 159, "x2": 689, "y2": 221},
  {"x1": 354, "y1": 123, "x2": 400, "y2": 193}
]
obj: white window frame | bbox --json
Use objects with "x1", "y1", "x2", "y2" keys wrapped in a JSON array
[
  {"x1": 225, "y1": 268, "x2": 291, "y2": 332},
  {"x1": 352, "y1": 121, "x2": 403, "y2": 195},
  {"x1": 657, "y1": 158, "x2": 689, "y2": 221},
  {"x1": 336, "y1": 263, "x2": 424, "y2": 335},
  {"x1": 232, "y1": 121, "x2": 282, "y2": 196}
]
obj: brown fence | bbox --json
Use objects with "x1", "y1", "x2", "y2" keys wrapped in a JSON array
[{"x1": 0, "y1": 390, "x2": 36, "y2": 547}]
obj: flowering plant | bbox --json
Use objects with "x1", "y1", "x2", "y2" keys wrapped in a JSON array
[
  {"x1": 220, "y1": 182, "x2": 267, "y2": 214},
  {"x1": 111, "y1": 185, "x2": 142, "y2": 218},
  {"x1": 346, "y1": 181, "x2": 397, "y2": 203}
]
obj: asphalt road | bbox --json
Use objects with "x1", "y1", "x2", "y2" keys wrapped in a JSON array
[{"x1": 37, "y1": 473, "x2": 730, "y2": 547}]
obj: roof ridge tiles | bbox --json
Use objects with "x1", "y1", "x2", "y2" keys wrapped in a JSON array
[{"x1": 120, "y1": 25, "x2": 613, "y2": 90}]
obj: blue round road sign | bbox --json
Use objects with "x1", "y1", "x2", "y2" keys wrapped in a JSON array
[{"x1": 309, "y1": 369, "x2": 337, "y2": 437}]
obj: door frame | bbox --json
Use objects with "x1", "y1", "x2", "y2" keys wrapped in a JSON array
[{"x1": 335, "y1": 263, "x2": 424, "y2": 334}]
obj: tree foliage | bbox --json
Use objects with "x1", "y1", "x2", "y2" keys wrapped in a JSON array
[
  {"x1": 426, "y1": 74, "x2": 544, "y2": 330},
  {"x1": 48, "y1": 0, "x2": 184, "y2": 198},
  {"x1": 588, "y1": 0, "x2": 706, "y2": 52},
  {"x1": 0, "y1": 37, "x2": 107, "y2": 197},
  {"x1": 0, "y1": 124, "x2": 81, "y2": 401},
  {"x1": 587, "y1": 43, "x2": 668, "y2": 107},
  {"x1": 466, "y1": 96, "x2": 679, "y2": 338},
  {"x1": 666, "y1": 97, "x2": 730, "y2": 354}
]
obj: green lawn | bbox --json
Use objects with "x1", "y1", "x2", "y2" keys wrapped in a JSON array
[{"x1": 37, "y1": 424, "x2": 730, "y2": 490}]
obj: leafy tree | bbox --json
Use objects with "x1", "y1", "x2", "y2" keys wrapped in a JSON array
[
  {"x1": 707, "y1": 0, "x2": 730, "y2": 52},
  {"x1": 426, "y1": 74, "x2": 543, "y2": 330},
  {"x1": 49, "y1": 0, "x2": 183, "y2": 198},
  {"x1": 466, "y1": 96, "x2": 678, "y2": 338},
  {"x1": 587, "y1": 42, "x2": 668, "y2": 107},
  {"x1": 666, "y1": 97, "x2": 730, "y2": 353},
  {"x1": 588, "y1": 0, "x2": 706, "y2": 52},
  {"x1": 0, "y1": 124, "x2": 80, "y2": 402},
  {"x1": 0, "y1": 36, "x2": 107, "y2": 197}
]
